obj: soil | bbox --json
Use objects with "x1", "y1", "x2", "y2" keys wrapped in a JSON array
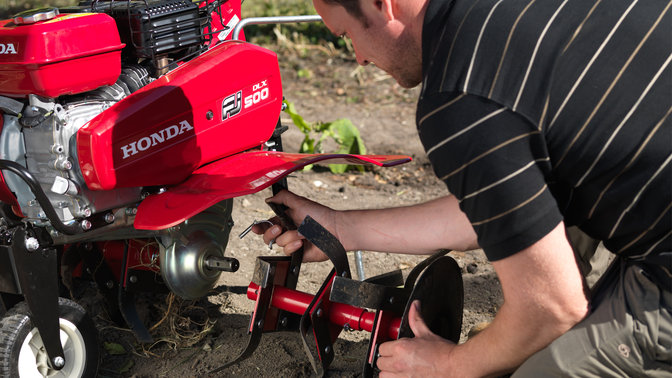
[{"x1": 93, "y1": 44, "x2": 503, "y2": 377}]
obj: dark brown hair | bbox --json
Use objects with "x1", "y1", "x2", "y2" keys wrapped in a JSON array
[{"x1": 322, "y1": 0, "x2": 369, "y2": 26}]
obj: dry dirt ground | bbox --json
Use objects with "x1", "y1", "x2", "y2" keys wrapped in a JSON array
[{"x1": 94, "y1": 44, "x2": 503, "y2": 377}]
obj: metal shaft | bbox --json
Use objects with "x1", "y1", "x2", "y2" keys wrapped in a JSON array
[
  {"x1": 247, "y1": 282, "x2": 401, "y2": 339},
  {"x1": 204, "y1": 255, "x2": 240, "y2": 272}
]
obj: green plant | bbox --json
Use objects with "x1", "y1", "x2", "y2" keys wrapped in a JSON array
[{"x1": 283, "y1": 100, "x2": 366, "y2": 174}]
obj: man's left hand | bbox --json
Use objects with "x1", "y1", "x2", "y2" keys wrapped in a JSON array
[{"x1": 376, "y1": 300, "x2": 455, "y2": 377}]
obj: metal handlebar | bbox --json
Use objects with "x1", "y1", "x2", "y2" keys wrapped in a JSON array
[{"x1": 233, "y1": 15, "x2": 323, "y2": 40}]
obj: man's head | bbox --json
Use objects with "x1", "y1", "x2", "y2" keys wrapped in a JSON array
[{"x1": 313, "y1": 0, "x2": 427, "y2": 88}]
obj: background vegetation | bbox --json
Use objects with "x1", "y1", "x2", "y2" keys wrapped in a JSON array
[{"x1": 0, "y1": 0, "x2": 340, "y2": 47}]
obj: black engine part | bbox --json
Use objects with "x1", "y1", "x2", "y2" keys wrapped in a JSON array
[{"x1": 62, "y1": 0, "x2": 206, "y2": 62}]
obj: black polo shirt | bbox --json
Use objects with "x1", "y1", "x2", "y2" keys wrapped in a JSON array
[{"x1": 416, "y1": 0, "x2": 671, "y2": 263}]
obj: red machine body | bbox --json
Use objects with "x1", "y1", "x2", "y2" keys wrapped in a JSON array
[
  {"x1": 201, "y1": 0, "x2": 244, "y2": 43},
  {"x1": 0, "y1": 13, "x2": 124, "y2": 98},
  {"x1": 77, "y1": 41, "x2": 283, "y2": 190}
]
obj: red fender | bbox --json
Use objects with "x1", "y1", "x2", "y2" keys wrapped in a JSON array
[{"x1": 134, "y1": 151, "x2": 411, "y2": 230}]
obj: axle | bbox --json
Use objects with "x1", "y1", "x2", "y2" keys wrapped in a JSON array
[{"x1": 247, "y1": 282, "x2": 401, "y2": 339}]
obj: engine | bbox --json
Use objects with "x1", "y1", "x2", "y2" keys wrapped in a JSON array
[
  {"x1": 2, "y1": 67, "x2": 151, "y2": 225},
  {"x1": 0, "y1": 0, "x2": 279, "y2": 237},
  {"x1": 0, "y1": 0, "x2": 283, "y2": 299}
]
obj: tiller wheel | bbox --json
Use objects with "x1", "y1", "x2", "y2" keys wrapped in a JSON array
[{"x1": 212, "y1": 214, "x2": 463, "y2": 377}]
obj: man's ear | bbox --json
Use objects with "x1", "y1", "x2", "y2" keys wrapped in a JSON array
[{"x1": 370, "y1": 0, "x2": 396, "y2": 21}]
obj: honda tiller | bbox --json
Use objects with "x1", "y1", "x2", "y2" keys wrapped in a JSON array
[{"x1": 0, "y1": 0, "x2": 463, "y2": 376}]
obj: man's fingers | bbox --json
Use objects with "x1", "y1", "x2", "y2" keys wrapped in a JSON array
[
  {"x1": 274, "y1": 230, "x2": 304, "y2": 250},
  {"x1": 265, "y1": 189, "x2": 300, "y2": 208},
  {"x1": 256, "y1": 224, "x2": 282, "y2": 244},
  {"x1": 408, "y1": 300, "x2": 433, "y2": 338}
]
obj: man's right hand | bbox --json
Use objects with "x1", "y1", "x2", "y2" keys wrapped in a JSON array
[{"x1": 251, "y1": 190, "x2": 337, "y2": 262}]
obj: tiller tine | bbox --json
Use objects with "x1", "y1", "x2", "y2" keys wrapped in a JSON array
[{"x1": 211, "y1": 216, "x2": 463, "y2": 377}]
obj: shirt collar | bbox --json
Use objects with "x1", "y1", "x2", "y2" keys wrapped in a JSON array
[{"x1": 421, "y1": 0, "x2": 456, "y2": 77}]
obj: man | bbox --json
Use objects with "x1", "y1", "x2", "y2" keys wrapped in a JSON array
[{"x1": 254, "y1": 0, "x2": 671, "y2": 375}]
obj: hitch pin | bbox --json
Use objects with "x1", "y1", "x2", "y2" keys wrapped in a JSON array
[{"x1": 238, "y1": 220, "x2": 275, "y2": 239}]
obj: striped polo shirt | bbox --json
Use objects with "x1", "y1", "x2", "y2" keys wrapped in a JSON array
[{"x1": 417, "y1": 0, "x2": 671, "y2": 263}]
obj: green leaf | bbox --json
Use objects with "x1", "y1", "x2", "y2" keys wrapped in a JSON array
[
  {"x1": 327, "y1": 119, "x2": 367, "y2": 173},
  {"x1": 283, "y1": 100, "x2": 311, "y2": 133},
  {"x1": 103, "y1": 342, "x2": 126, "y2": 356},
  {"x1": 297, "y1": 68, "x2": 313, "y2": 79},
  {"x1": 282, "y1": 100, "x2": 367, "y2": 174},
  {"x1": 300, "y1": 138, "x2": 314, "y2": 154},
  {"x1": 118, "y1": 359, "x2": 134, "y2": 374}
]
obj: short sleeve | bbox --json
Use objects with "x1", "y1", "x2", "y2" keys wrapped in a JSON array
[{"x1": 417, "y1": 92, "x2": 563, "y2": 261}]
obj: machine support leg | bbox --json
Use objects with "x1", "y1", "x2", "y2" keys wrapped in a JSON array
[{"x1": 11, "y1": 227, "x2": 65, "y2": 370}]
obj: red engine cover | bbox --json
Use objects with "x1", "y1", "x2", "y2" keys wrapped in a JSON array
[
  {"x1": 0, "y1": 13, "x2": 124, "y2": 98},
  {"x1": 77, "y1": 41, "x2": 283, "y2": 190}
]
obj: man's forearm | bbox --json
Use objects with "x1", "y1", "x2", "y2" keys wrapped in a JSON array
[
  {"x1": 443, "y1": 223, "x2": 589, "y2": 376},
  {"x1": 446, "y1": 299, "x2": 586, "y2": 376},
  {"x1": 334, "y1": 195, "x2": 479, "y2": 254}
]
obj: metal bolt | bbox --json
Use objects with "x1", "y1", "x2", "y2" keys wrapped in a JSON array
[
  {"x1": 292, "y1": 266, "x2": 299, "y2": 275},
  {"x1": 24, "y1": 237, "x2": 39, "y2": 252},
  {"x1": 389, "y1": 296, "x2": 395, "y2": 305},
  {"x1": 343, "y1": 323, "x2": 353, "y2": 332},
  {"x1": 125, "y1": 208, "x2": 138, "y2": 216},
  {"x1": 80, "y1": 207, "x2": 92, "y2": 217},
  {"x1": 256, "y1": 319, "x2": 264, "y2": 328},
  {"x1": 52, "y1": 356, "x2": 65, "y2": 368},
  {"x1": 316, "y1": 309, "x2": 323, "y2": 318},
  {"x1": 129, "y1": 275, "x2": 138, "y2": 284},
  {"x1": 106, "y1": 281, "x2": 114, "y2": 289},
  {"x1": 59, "y1": 160, "x2": 72, "y2": 170},
  {"x1": 280, "y1": 317, "x2": 288, "y2": 327},
  {"x1": 51, "y1": 144, "x2": 64, "y2": 154},
  {"x1": 341, "y1": 271, "x2": 349, "y2": 278},
  {"x1": 104, "y1": 213, "x2": 115, "y2": 223},
  {"x1": 206, "y1": 110, "x2": 214, "y2": 120},
  {"x1": 81, "y1": 220, "x2": 92, "y2": 231},
  {"x1": 324, "y1": 346, "x2": 331, "y2": 354}
]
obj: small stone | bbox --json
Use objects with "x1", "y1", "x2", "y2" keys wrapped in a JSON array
[
  {"x1": 467, "y1": 321, "x2": 491, "y2": 339},
  {"x1": 466, "y1": 263, "x2": 478, "y2": 274}
]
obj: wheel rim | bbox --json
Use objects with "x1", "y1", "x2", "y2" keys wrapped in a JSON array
[{"x1": 17, "y1": 318, "x2": 87, "y2": 378}]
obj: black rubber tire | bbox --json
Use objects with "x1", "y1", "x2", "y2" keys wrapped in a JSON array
[{"x1": 0, "y1": 297, "x2": 99, "y2": 377}]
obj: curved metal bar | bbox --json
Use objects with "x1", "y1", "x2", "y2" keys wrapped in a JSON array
[
  {"x1": 233, "y1": 15, "x2": 323, "y2": 40},
  {"x1": 0, "y1": 160, "x2": 82, "y2": 235}
]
